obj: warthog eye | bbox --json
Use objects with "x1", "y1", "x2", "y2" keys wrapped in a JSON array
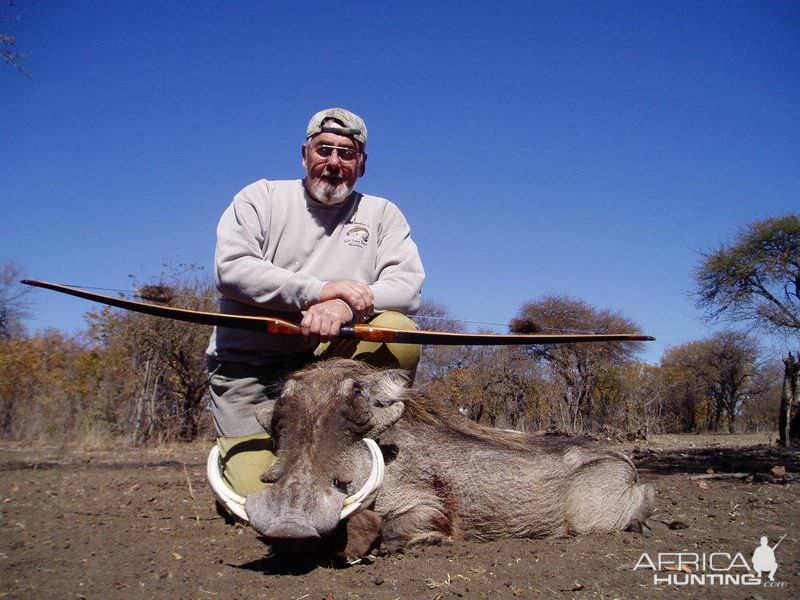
[{"x1": 332, "y1": 477, "x2": 350, "y2": 493}]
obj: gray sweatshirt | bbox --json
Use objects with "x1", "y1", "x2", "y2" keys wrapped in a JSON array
[{"x1": 206, "y1": 179, "x2": 425, "y2": 364}]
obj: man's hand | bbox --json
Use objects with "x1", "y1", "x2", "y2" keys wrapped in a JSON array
[
  {"x1": 300, "y1": 299, "x2": 354, "y2": 343},
  {"x1": 319, "y1": 280, "x2": 374, "y2": 315}
]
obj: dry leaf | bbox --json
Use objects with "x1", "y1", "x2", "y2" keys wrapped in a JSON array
[
  {"x1": 171, "y1": 552, "x2": 183, "y2": 560},
  {"x1": 696, "y1": 480, "x2": 709, "y2": 490},
  {"x1": 770, "y1": 465, "x2": 786, "y2": 479}
]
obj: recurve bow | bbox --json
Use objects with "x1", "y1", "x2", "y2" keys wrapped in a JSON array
[{"x1": 21, "y1": 279, "x2": 655, "y2": 346}]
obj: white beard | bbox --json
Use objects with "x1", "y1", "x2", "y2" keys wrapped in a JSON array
[{"x1": 305, "y1": 176, "x2": 353, "y2": 205}]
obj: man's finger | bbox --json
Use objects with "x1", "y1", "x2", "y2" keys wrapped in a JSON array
[
  {"x1": 318, "y1": 315, "x2": 334, "y2": 338},
  {"x1": 339, "y1": 284, "x2": 364, "y2": 310},
  {"x1": 302, "y1": 312, "x2": 321, "y2": 336},
  {"x1": 330, "y1": 319, "x2": 341, "y2": 337},
  {"x1": 348, "y1": 284, "x2": 373, "y2": 312},
  {"x1": 300, "y1": 311, "x2": 312, "y2": 334}
]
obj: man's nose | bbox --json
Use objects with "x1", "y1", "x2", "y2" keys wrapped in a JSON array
[{"x1": 326, "y1": 151, "x2": 342, "y2": 169}]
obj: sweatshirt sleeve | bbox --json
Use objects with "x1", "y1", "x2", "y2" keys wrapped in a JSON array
[
  {"x1": 214, "y1": 184, "x2": 324, "y2": 312},
  {"x1": 370, "y1": 203, "x2": 425, "y2": 314}
]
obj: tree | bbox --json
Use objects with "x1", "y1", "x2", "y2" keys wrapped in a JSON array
[
  {"x1": 1, "y1": 2, "x2": 29, "y2": 77},
  {"x1": 510, "y1": 296, "x2": 644, "y2": 433},
  {"x1": 87, "y1": 266, "x2": 216, "y2": 443},
  {"x1": 695, "y1": 214, "x2": 800, "y2": 335},
  {"x1": 412, "y1": 299, "x2": 468, "y2": 384},
  {"x1": 420, "y1": 344, "x2": 548, "y2": 431},
  {"x1": 0, "y1": 330, "x2": 96, "y2": 440},
  {"x1": 743, "y1": 358, "x2": 784, "y2": 433},
  {"x1": 0, "y1": 260, "x2": 31, "y2": 339},
  {"x1": 779, "y1": 352, "x2": 800, "y2": 446},
  {"x1": 695, "y1": 214, "x2": 800, "y2": 443},
  {"x1": 660, "y1": 331, "x2": 761, "y2": 433},
  {"x1": 413, "y1": 301, "x2": 557, "y2": 431},
  {"x1": 592, "y1": 362, "x2": 666, "y2": 438}
]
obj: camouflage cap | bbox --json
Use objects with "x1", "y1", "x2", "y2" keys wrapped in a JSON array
[{"x1": 306, "y1": 108, "x2": 368, "y2": 146}]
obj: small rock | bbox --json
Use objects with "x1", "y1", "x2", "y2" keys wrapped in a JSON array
[
  {"x1": 571, "y1": 583, "x2": 584, "y2": 591},
  {"x1": 668, "y1": 521, "x2": 689, "y2": 530},
  {"x1": 372, "y1": 576, "x2": 384, "y2": 586}
]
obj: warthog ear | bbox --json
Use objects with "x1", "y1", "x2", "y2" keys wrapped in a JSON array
[
  {"x1": 369, "y1": 402, "x2": 405, "y2": 437},
  {"x1": 343, "y1": 379, "x2": 374, "y2": 434},
  {"x1": 363, "y1": 369, "x2": 409, "y2": 436},
  {"x1": 366, "y1": 369, "x2": 410, "y2": 407}
]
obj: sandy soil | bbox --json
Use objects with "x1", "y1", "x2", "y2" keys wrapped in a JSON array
[{"x1": 1, "y1": 433, "x2": 798, "y2": 600}]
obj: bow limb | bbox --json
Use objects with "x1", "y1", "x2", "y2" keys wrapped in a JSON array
[
  {"x1": 21, "y1": 279, "x2": 655, "y2": 346},
  {"x1": 20, "y1": 279, "x2": 302, "y2": 335},
  {"x1": 342, "y1": 325, "x2": 654, "y2": 346}
]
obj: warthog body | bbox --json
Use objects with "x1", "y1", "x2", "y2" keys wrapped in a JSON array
[{"x1": 245, "y1": 359, "x2": 654, "y2": 551}]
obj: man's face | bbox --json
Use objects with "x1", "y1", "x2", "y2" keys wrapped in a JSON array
[{"x1": 302, "y1": 131, "x2": 363, "y2": 205}]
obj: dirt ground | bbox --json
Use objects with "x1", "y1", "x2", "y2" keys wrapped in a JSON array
[{"x1": 1, "y1": 432, "x2": 798, "y2": 600}]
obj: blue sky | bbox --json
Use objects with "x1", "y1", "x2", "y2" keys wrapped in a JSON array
[{"x1": 2, "y1": 1, "x2": 798, "y2": 363}]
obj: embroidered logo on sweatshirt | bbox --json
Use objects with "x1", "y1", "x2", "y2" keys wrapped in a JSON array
[{"x1": 344, "y1": 225, "x2": 370, "y2": 248}]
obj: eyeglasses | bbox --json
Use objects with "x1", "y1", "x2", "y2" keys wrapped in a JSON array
[{"x1": 311, "y1": 144, "x2": 360, "y2": 162}]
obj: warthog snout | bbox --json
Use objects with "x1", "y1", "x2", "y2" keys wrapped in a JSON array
[
  {"x1": 244, "y1": 479, "x2": 346, "y2": 543},
  {"x1": 245, "y1": 487, "x2": 324, "y2": 541},
  {"x1": 256, "y1": 519, "x2": 321, "y2": 542}
]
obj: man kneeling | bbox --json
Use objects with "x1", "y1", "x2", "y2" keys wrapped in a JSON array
[{"x1": 205, "y1": 108, "x2": 425, "y2": 506}]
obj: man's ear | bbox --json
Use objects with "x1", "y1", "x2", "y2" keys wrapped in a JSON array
[
  {"x1": 301, "y1": 143, "x2": 308, "y2": 170},
  {"x1": 359, "y1": 152, "x2": 367, "y2": 177}
]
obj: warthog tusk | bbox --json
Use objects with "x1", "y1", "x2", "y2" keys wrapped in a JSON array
[
  {"x1": 340, "y1": 438, "x2": 385, "y2": 519},
  {"x1": 206, "y1": 445, "x2": 249, "y2": 522},
  {"x1": 206, "y1": 438, "x2": 385, "y2": 524}
]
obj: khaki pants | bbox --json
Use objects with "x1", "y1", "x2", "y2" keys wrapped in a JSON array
[{"x1": 210, "y1": 311, "x2": 420, "y2": 497}]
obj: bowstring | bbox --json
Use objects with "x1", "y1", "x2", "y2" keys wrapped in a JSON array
[
  {"x1": 411, "y1": 314, "x2": 607, "y2": 334},
  {"x1": 54, "y1": 283, "x2": 612, "y2": 335}
]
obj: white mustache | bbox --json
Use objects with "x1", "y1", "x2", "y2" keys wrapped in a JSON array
[{"x1": 306, "y1": 176, "x2": 353, "y2": 205}]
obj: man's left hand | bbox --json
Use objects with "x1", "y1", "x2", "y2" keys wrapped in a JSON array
[{"x1": 300, "y1": 299, "x2": 354, "y2": 343}]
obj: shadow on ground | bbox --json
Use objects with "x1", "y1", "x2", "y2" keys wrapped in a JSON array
[{"x1": 632, "y1": 444, "x2": 799, "y2": 475}]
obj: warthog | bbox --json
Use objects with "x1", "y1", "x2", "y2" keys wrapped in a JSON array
[{"x1": 245, "y1": 359, "x2": 654, "y2": 554}]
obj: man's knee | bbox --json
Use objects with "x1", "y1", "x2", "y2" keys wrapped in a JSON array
[
  {"x1": 363, "y1": 311, "x2": 420, "y2": 373},
  {"x1": 217, "y1": 433, "x2": 275, "y2": 497},
  {"x1": 315, "y1": 311, "x2": 420, "y2": 373},
  {"x1": 368, "y1": 311, "x2": 417, "y2": 331}
]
